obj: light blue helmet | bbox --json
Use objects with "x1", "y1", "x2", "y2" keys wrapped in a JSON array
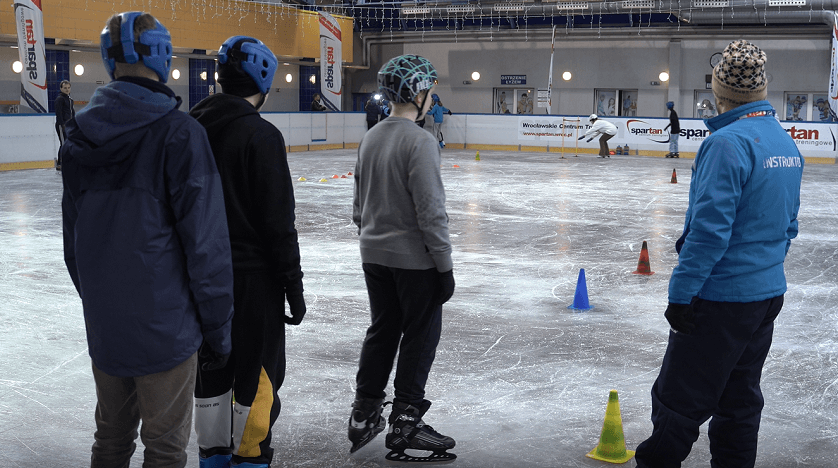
[
  {"x1": 217, "y1": 36, "x2": 278, "y2": 95},
  {"x1": 100, "y1": 12, "x2": 172, "y2": 83}
]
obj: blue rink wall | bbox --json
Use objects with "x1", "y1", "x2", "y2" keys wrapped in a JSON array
[{"x1": 2, "y1": 112, "x2": 836, "y2": 171}]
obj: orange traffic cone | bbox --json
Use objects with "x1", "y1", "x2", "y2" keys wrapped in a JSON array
[
  {"x1": 586, "y1": 390, "x2": 635, "y2": 464},
  {"x1": 632, "y1": 241, "x2": 655, "y2": 275},
  {"x1": 670, "y1": 168, "x2": 677, "y2": 184}
]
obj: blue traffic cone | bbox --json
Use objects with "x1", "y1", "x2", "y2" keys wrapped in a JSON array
[{"x1": 568, "y1": 268, "x2": 594, "y2": 310}]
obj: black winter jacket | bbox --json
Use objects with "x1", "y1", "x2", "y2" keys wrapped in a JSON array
[{"x1": 189, "y1": 94, "x2": 304, "y2": 295}]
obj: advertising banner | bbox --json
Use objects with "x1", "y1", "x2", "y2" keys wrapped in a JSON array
[
  {"x1": 830, "y1": 12, "x2": 838, "y2": 120},
  {"x1": 14, "y1": 0, "x2": 48, "y2": 113},
  {"x1": 319, "y1": 12, "x2": 341, "y2": 111},
  {"x1": 518, "y1": 116, "x2": 837, "y2": 157}
]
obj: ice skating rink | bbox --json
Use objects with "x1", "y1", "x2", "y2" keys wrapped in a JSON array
[{"x1": 1, "y1": 149, "x2": 837, "y2": 467}]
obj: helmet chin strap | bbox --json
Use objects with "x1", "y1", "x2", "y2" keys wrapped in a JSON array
[
  {"x1": 412, "y1": 92, "x2": 429, "y2": 119},
  {"x1": 254, "y1": 93, "x2": 267, "y2": 111}
]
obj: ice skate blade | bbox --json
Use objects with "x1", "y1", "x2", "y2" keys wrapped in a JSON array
[
  {"x1": 349, "y1": 429, "x2": 383, "y2": 454},
  {"x1": 385, "y1": 449, "x2": 456, "y2": 464}
]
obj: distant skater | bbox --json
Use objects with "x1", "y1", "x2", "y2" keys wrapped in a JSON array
[{"x1": 580, "y1": 114, "x2": 617, "y2": 158}]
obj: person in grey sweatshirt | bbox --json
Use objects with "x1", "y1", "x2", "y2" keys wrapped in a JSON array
[{"x1": 347, "y1": 54, "x2": 457, "y2": 464}]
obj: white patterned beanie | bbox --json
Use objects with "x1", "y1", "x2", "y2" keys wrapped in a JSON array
[{"x1": 712, "y1": 40, "x2": 768, "y2": 109}]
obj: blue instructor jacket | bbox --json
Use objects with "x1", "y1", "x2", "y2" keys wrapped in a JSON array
[{"x1": 669, "y1": 100, "x2": 803, "y2": 305}]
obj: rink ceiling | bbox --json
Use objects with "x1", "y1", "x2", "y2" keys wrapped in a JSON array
[{"x1": 1, "y1": 149, "x2": 837, "y2": 467}]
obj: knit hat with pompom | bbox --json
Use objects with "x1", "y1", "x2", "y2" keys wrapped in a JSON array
[{"x1": 712, "y1": 40, "x2": 767, "y2": 110}]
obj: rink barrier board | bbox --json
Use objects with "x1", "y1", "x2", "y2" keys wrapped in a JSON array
[{"x1": 1, "y1": 113, "x2": 834, "y2": 171}]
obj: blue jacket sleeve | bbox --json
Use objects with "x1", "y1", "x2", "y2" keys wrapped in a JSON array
[
  {"x1": 166, "y1": 124, "x2": 235, "y2": 355},
  {"x1": 668, "y1": 136, "x2": 749, "y2": 304}
]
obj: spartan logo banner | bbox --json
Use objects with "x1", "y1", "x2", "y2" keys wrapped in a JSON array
[
  {"x1": 319, "y1": 12, "x2": 341, "y2": 111},
  {"x1": 15, "y1": 0, "x2": 48, "y2": 113}
]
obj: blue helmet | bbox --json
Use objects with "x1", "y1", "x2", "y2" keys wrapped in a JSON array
[
  {"x1": 666, "y1": 101, "x2": 674, "y2": 109},
  {"x1": 100, "y1": 12, "x2": 172, "y2": 83},
  {"x1": 218, "y1": 36, "x2": 277, "y2": 95},
  {"x1": 432, "y1": 94, "x2": 440, "y2": 102}
]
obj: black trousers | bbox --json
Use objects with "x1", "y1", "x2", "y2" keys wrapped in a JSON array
[
  {"x1": 194, "y1": 271, "x2": 286, "y2": 465},
  {"x1": 55, "y1": 123, "x2": 66, "y2": 165},
  {"x1": 635, "y1": 295, "x2": 784, "y2": 468},
  {"x1": 356, "y1": 263, "x2": 443, "y2": 406}
]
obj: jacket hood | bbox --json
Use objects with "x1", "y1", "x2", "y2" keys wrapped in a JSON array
[
  {"x1": 188, "y1": 93, "x2": 259, "y2": 136},
  {"x1": 68, "y1": 78, "x2": 181, "y2": 167}
]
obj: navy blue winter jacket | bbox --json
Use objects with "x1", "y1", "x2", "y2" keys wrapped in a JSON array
[
  {"x1": 669, "y1": 100, "x2": 803, "y2": 304},
  {"x1": 61, "y1": 77, "x2": 234, "y2": 377}
]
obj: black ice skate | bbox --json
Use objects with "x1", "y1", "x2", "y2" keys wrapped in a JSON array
[
  {"x1": 348, "y1": 397, "x2": 387, "y2": 453},
  {"x1": 384, "y1": 400, "x2": 456, "y2": 464}
]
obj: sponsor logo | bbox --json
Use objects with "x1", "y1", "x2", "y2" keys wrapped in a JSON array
[
  {"x1": 324, "y1": 45, "x2": 335, "y2": 90},
  {"x1": 626, "y1": 119, "x2": 669, "y2": 143},
  {"x1": 682, "y1": 128, "x2": 711, "y2": 140},
  {"x1": 785, "y1": 126, "x2": 819, "y2": 140}
]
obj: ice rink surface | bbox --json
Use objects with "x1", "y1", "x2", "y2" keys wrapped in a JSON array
[{"x1": 1, "y1": 149, "x2": 836, "y2": 467}]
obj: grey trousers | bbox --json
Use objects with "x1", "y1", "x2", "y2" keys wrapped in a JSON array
[{"x1": 91, "y1": 353, "x2": 197, "y2": 468}]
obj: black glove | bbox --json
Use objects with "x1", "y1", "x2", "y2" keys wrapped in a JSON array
[
  {"x1": 577, "y1": 135, "x2": 585, "y2": 140},
  {"x1": 284, "y1": 291, "x2": 307, "y2": 325},
  {"x1": 447, "y1": 110, "x2": 452, "y2": 115},
  {"x1": 586, "y1": 137, "x2": 594, "y2": 143},
  {"x1": 664, "y1": 302, "x2": 694, "y2": 334},
  {"x1": 199, "y1": 341, "x2": 230, "y2": 371},
  {"x1": 436, "y1": 270, "x2": 455, "y2": 305}
]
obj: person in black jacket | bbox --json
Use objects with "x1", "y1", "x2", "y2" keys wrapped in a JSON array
[
  {"x1": 61, "y1": 12, "x2": 234, "y2": 467},
  {"x1": 664, "y1": 101, "x2": 681, "y2": 158},
  {"x1": 365, "y1": 96, "x2": 380, "y2": 130},
  {"x1": 311, "y1": 93, "x2": 327, "y2": 111},
  {"x1": 189, "y1": 35, "x2": 306, "y2": 468},
  {"x1": 54, "y1": 80, "x2": 74, "y2": 170}
]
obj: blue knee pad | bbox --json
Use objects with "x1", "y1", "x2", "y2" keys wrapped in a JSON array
[{"x1": 200, "y1": 454, "x2": 232, "y2": 468}]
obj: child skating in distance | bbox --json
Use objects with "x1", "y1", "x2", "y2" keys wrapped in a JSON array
[{"x1": 348, "y1": 54, "x2": 457, "y2": 464}]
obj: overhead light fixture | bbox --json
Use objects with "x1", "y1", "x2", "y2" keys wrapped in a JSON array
[
  {"x1": 285, "y1": 73, "x2": 292, "y2": 83},
  {"x1": 659, "y1": 71, "x2": 670, "y2": 82},
  {"x1": 471, "y1": 71, "x2": 481, "y2": 81},
  {"x1": 555, "y1": 2, "x2": 590, "y2": 11},
  {"x1": 402, "y1": 6, "x2": 431, "y2": 15},
  {"x1": 493, "y1": 3, "x2": 526, "y2": 12},
  {"x1": 562, "y1": 71, "x2": 572, "y2": 81},
  {"x1": 74, "y1": 64, "x2": 84, "y2": 76},
  {"x1": 12, "y1": 61, "x2": 23, "y2": 73},
  {"x1": 446, "y1": 5, "x2": 475, "y2": 13},
  {"x1": 172, "y1": 69, "x2": 181, "y2": 80}
]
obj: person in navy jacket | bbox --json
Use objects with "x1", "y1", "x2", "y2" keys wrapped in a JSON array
[
  {"x1": 60, "y1": 12, "x2": 233, "y2": 466},
  {"x1": 635, "y1": 40, "x2": 804, "y2": 468}
]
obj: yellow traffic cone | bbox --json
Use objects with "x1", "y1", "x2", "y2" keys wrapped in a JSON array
[
  {"x1": 586, "y1": 390, "x2": 635, "y2": 464},
  {"x1": 475, "y1": 150, "x2": 480, "y2": 161},
  {"x1": 297, "y1": 177, "x2": 306, "y2": 181}
]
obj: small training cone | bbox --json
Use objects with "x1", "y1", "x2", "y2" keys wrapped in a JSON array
[
  {"x1": 347, "y1": 171, "x2": 353, "y2": 176},
  {"x1": 568, "y1": 268, "x2": 593, "y2": 310},
  {"x1": 475, "y1": 151, "x2": 480, "y2": 161},
  {"x1": 341, "y1": 174, "x2": 347, "y2": 179},
  {"x1": 452, "y1": 164, "x2": 460, "y2": 168},
  {"x1": 586, "y1": 390, "x2": 635, "y2": 464},
  {"x1": 332, "y1": 174, "x2": 339, "y2": 179},
  {"x1": 671, "y1": 168, "x2": 677, "y2": 184},
  {"x1": 319, "y1": 178, "x2": 328, "y2": 182},
  {"x1": 297, "y1": 177, "x2": 306, "y2": 181},
  {"x1": 631, "y1": 241, "x2": 655, "y2": 275}
]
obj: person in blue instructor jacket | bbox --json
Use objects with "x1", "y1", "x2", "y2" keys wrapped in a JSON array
[
  {"x1": 427, "y1": 93, "x2": 451, "y2": 148},
  {"x1": 635, "y1": 40, "x2": 804, "y2": 468}
]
